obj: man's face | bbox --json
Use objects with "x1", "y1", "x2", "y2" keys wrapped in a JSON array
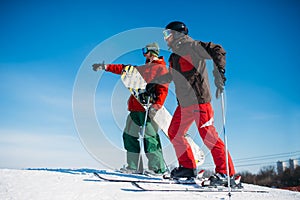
[
  {"x1": 163, "y1": 29, "x2": 174, "y2": 47},
  {"x1": 143, "y1": 51, "x2": 151, "y2": 59},
  {"x1": 166, "y1": 34, "x2": 174, "y2": 47}
]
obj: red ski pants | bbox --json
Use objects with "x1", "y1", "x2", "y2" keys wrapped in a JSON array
[{"x1": 168, "y1": 103, "x2": 235, "y2": 176}]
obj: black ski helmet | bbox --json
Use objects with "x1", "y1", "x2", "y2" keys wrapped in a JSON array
[{"x1": 165, "y1": 21, "x2": 188, "y2": 35}]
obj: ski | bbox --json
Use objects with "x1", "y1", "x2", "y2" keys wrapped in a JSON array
[
  {"x1": 93, "y1": 172, "x2": 200, "y2": 185},
  {"x1": 131, "y1": 182, "x2": 269, "y2": 193},
  {"x1": 94, "y1": 172, "x2": 268, "y2": 193}
]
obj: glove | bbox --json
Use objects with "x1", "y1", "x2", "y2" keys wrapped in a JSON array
[
  {"x1": 138, "y1": 92, "x2": 151, "y2": 105},
  {"x1": 138, "y1": 90, "x2": 157, "y2": 105},
  {"x1": 213, "y1": 68, "x2": 226, "y2": 99},
  {"x1": 216, "y1": 86, "x2": 223, "y2": 99},
  {"x1": 145, "y1": 83, "x2": 157, "y2": 95},
  {"x1": 145, "y1": 83, "x2": 158, "y2": 103},
  {"x1": 92, "y1": 61, "x2": 106, "y2": 71}
]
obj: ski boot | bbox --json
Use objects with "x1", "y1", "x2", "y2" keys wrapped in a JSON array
[
  {"x1": 144, "y1": 169, "x2": 168, "y2": 177},
  {"x1": 202, "y1": 173, "x2": 243, "y2": 188},
  {"x1": 170, "y1": 166, "x2": 197, "y2": 180},
  {"x1": 119, "y1": 166, "x2": 143, "y2": 174}
]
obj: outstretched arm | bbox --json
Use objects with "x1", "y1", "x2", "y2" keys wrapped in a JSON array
[{"x1": 92, "y1": 62, "x2": 132, "y2": 75}]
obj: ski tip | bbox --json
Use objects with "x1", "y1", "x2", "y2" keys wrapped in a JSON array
[
  {"x1": 196, "y1": 169, "x2": 205, "y2": 179},
  {"x1": 234, "y1": 175, "x2": 241, "y2": 183},
  {"x1": 162, "y1": 174, "x2": 171, "y2": 179}
]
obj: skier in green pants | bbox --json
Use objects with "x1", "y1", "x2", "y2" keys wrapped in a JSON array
[{"x1": 92, "y1": 42, "x2": 169, "y2": 175}]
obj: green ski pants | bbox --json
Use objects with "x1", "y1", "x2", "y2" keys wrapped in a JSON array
[{"x1": 123, "y1": 111, "x2": 166, "y2": 173}]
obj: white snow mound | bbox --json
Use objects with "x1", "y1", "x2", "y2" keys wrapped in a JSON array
[{"x1": 1, "y1": 169, "x2": 299, "y2": 200}]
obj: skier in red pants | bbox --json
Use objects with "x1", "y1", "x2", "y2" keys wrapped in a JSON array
[{"x1": 146, "y1": 21, "x2": 236, "y2": 185}]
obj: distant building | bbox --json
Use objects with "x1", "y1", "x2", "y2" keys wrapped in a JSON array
[
  {"x1": 277, "y1": 161, "x2": 287, "y2": 174},
  {"x1": 289, "y1": 159, "x2": 299, "y2": 171}
]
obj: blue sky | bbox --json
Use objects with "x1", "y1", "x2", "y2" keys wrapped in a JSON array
[{"x1": 1, "y1": 0, "x2": 300, "y2": 173}]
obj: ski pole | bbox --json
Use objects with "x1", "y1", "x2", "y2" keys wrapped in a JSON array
[
  {"x1": 137, "y1": 96, "x2": 151, "y2": 173},
  {"x1": 220, "y1": 91, "x2": 232, "y2": 198}
]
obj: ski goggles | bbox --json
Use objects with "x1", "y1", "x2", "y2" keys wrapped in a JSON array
[
  {"x1": 163, "y1": 29, "x2": 172, "y2": 40},
  {"x1": 142, "y1": 46, "x2": 158, "y2": 54}
]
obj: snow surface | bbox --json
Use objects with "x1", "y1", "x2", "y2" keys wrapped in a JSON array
[{"x1": 1, "y1": 168, "x2": 300, "y2": 200}]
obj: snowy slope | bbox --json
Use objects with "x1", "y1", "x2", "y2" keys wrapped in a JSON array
[{"x1": 1, "y1": 169, "x2": 300, "y2": 200}]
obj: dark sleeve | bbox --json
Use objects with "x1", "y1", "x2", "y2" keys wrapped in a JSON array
[{"x1": 196, "y1": 41, "x2": 226, "y2": 72}]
